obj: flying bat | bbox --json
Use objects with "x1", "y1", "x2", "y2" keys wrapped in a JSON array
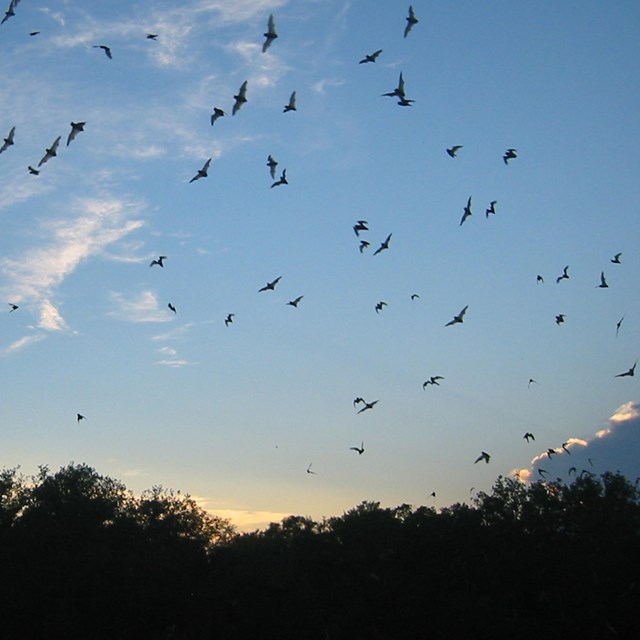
[
  {"x1": 446, "y1": 145, "x2": 462, "y2": 158},
  {"x1": 149, "y1": 256, "x2": 167, "y2": 268},
  {"x1": 77, "y1": 413, "x2": 86, "y2": 423},
  {"x1": 485, "y1": 200, "x2": 497, "y2": 218},
  {"x1": 503, "y1": 148, "x2": 517, "y2": 164},
  {"x1": 37, "y1": 135, "x2": 61, "y2": 167},
  {"x1": 210, "y1": 107, "x2": 225, "y2": 126},
  {"x1": 561, "y1": 442, "x2": 571, "y2": 455},
  {"x1": 353, "y1": 220, "x2": 368, "y2": 236},
  {"x1": 258, "y1": 276, "x2": 282, "y2": 292},
  {"x1": 373, "y1": 233, "x2": 392, "y2": 255},
  {"x1": 546, "y1": 448, "x2": 557, "y2": 460},
  {"x1": 445, "y1": 305, "x2": 468, "y2": 326},
  {"x1": 528, "y1": 378, "x2": 537, "y2": 388},
  {"x1": 404, "y1": 5, "x2": 418, "y2": 38},
  {"x1": 283, "y1": 91, "x2": 296, "y2": 113},
  {"x1": 616, "y1": 316, "x2": 624, "y2": 337},
  {"x1": 66, "y1": 121, "x2": 85, "y2": 146},
  {"x1": 1, "y1": 0, "x2": 18, "y2": 24},
  {"x1": 357, "y1": 399, "x2": 379, "y2": 414},
  {"x1": 359, "y1": 240, "x2": 370, "y2": 253},
  {"x1": 359, "y1": 49, "x2": 383, "y2": 64},
  {"x1": 306, "y1": 463, "x2": 316, "y2": 475},
  {"x1": 474, "y1": 451, "x2": 491, "y2": 464},
  {"x1": 167, "y1": 303, "x2": 177, "y2": 314},
  {"x1": 146, "y1": 33, "x2": 158, "y2": 40},
  {"x1": 287, "y1": 296, "x2": 303, "y2": 307},
  {"x1": 375, "y1": 301, "x2": 387, "y2": 314},
  {"x1": 555, "y1": 314, "x2": 565, "y2": 325},
  {"x1": 410, "y1": 294, "x2": 420, "y2": 300},
  {"x1": 0, "y1": 126, "x2": 15, "y2": 153},
  {"x1": 353, "y1": 397, "x2": 365, "y2": 407},
  {"x1": 350, "y1": 442, "x2": 365, "y2": 455},
  {"x1": 383, "y1": 72, "x2": 405, "y2": 99},
  {"x1": 28, "y1": 165, "x2": 39, "y2": 175},
  {"x1": 225, "y1": 313, "x2": 234, "y2": 327},
  {"x1": 271, "y1": 168, "x2": 287, "y2": 188},
  {"x1": 262, "y1": 14, "x2": 277, "y2": 52},
  {"x1": 189, "y1": 157, "x2": 211, "y2": 183},
  {"x1": 615, "y1": 361, "x2": 637, "y2": 378},
  {"x1": 556, "y1": 265, "x2": 569, "y2": 283},
  {"x1": 596, "y1": 272, "x2": 608, "y2": 288},
  {"x1": 232, "y1": 80, "x2": 248, "y2": 114},
  {"x1": 523, "y1": 432, "x2": 535, "y2": 443},
  {"x1": 267, "y1": 155, "x2": 278, "y2": 179},
  {"x1": 423, "y1": 376, "x2": 444, "y2": 389},
  {"x1": 8, "y1": 303, "x2": 18, "y2": 312},
  {"x1": 459, "y1": 196, "x2": 472, "y2": 226},
  {"x1": 93, "y1": 44, "x2": 112, "y2": 59},
  {"x1": 611, "y1": 253, "x2": 622, "y2": 264},
  {"x1": 536, "y1": 274, "x2": 544, "y2": 283}
]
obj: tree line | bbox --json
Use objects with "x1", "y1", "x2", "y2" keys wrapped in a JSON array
[{"x1": 0, "y1": 463, "x2": 638, "y2": 639}]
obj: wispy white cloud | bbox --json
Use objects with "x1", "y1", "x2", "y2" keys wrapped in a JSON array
[
  {"x1": 3, "y1": 333, "x2": 45, "y2": 354},
  {"x1": 0, "y1": 197, "x2": 145, "y2": 331},
  {"x1": 108, "y1": 290, "x2": 173, "y2": 323},
  {"x1": 155, "y1": 358, "x2": 197, "y2": 368}
]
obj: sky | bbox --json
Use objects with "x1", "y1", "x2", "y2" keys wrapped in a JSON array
[{"x1": 1, "y1": 0, "x2": 639, "y2": 531}]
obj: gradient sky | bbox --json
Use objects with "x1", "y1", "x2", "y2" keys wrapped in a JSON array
[{"x1": 1, "y1": 0, "x2": 639, "y2": 530}]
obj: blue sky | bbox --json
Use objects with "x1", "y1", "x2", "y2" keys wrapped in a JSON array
[{"x1": 1, "y1": 0, "x2": 639, "y2": 530}]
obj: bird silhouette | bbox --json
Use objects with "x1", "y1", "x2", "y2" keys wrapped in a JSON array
[
  {"x1": 615, "y1": 361, "x2": 636, "y2": 378},
  {"x1": 446, "y1": 145, "x2": 463, "y2": 158},
  {"x1": 359, "y1": 49, "x2": 383, "y2": 64},
  {"x1": 596, "y1": 271, "x2": 608, "y2": 288},
  {"x1": 503, "y1": 148, "x2": 517, "y2": 164},
  {"x1": 8, "y1": 303, "x2": 18, "y2": 312},
  {"x1": 528, "y1": 378, "x2": 538, "y2": 388},
  {"x1": 474, "y1": 451, "x2": 491, "y2": 464},
  {"x1": 555, "y1": 314, "x2": 565, "y2": 325},
  {"x1": 459, "y1": 197, "x2": 472, "y2": 226},
  {"x1": 283, "y1": 91, "x2": 297, "y2": 112},
  {"x1": 357, "y1": 399, "x2": 379, "y2": 414},
  {"x1": 556, "y1": 266, "x2": 570, "y2": 283},
  {"x1": 271, "y1": 168, "x2": 287, "y2": 188},
  {"x1": 536, "y1": 274, "x2": 544, "y2": 283},
  {"x1": 189, "y1": 157, "x2": 211, "y2": 183},
  {"x1": 353, "y1": 397, "x2": 365, "y2": 408},
  {"x1": 306, "y1": 463, "x2": 316, "y2": 475},
  {"x1": 258, "y1": 276, "x2": 282, "y2": 292},
  {"x1": 77, "y1": 413, "x2": 86, "y2": 423},
  {"x1": 373, "y1": 233, "x2": 392, "y2": 256},
  {"x1": 485, "y1": 200, "x2": 497, "y2": 218},
  {"x1": 66, "y1": 121, "x2": 85, "y2": 146},
  {"x1": 410, "y1": 293, "x2": 420, "y2": 300},
  {"x1": 149, "y1": 256, "x2": 167, "y2": 267},
  {"x1": 353, "y1": 220, "x2": 368, "y2": 236},
  {"x1": 568, "y1": 466, "x2": 577, "y2": 476},
  {"x1": 404, "y1": 5, "x2": 418, "y2": 38},
  {"x1": 225, "y1": 313, "x2": 234, "y2": 327},
  {"x1": 37, "y1": 135, "x2": 61, "y2": 167},
  {"x1": 210, "y1": 107, "x2": 225, "y2": 126},
  {"x1": 287, "y1": 296, "x2": 303, "y2": 307},
  {"x1": 27, "y1": 165, "x2": 40, "y2": 175},
  {"x1": 562, "y1": 442, "x2": 572, "y2": 454},
  {"x1": 267, "y1": 155, "x2": 278, "y2": 179},
  {"x1": 445, "y1": 305, "x2": 468, "y2": 326},
  {"x1": 383, "y1": 72, "x2": 405, "y2": 99},
  {"x1": 423, "y1": 376, "x2": 444, "y2": 389},
  {"x1": 546, "y1": 448, "x2": 557, "y2": 460},
  {"x1": 375, "y1": 301, "x2": 387, "y2": 314},
  {"x1": 146, "y1": 33, "x2": 158, "y2": 40},
  {"x1": 611, "y1": 252, "x2": 622, "y2": 264},
  {"x1": 262, "y1": 14, "x2": 277, "y2": 52},
  {"x1": 93, "y1": 44, "x2": 112, "y2": 59},
  {"x1": 350, "y1": 442, "x2": 365, "y2": 455},
  {"x1": 30, "y1": 31, "x2": 41, "y2": 36},
  {"x1": 0, "y1": 126, "x2": 15, "y2": 154},
  {"x1": 167, "y1": 303, "x2": 176, "y2": 314},
  {"x1": 359, "y1": 240, "x2": 370, "y2": 253},
  {"x1": 232, "y1": 80, "x2": 248, "y2": 115},
  {"x1": 523, "y1": 432, "x2": 535, "y2": 443},
  {"x1": 616, "y1": 316, "x2": 624, "y2": 337},
  {"x1": 1, "y1": 2, "x2": 15, "y2": 24},
  {"x1": 397, "y1": 96, "x2": 415, "y2": 107},
  {"x1": 538, "y1": 468, "x2": 548, "y2": 478}
]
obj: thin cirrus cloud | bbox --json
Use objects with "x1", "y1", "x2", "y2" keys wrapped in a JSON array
[
  {"x1": 516, "y1": 402, "x2": 640, "y2": 483},
  {"x1": 3, "y1": 333, "x2": 46, "y2": 355}
]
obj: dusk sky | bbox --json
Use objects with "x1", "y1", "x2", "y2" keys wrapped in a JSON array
[{"x1": 1, "y1": 0, "x2": 639, "y2": 530}]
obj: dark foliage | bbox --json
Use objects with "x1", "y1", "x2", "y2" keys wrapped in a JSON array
[{"x1": 0, "y1": 464, "x2": 638, "y2": 639}]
